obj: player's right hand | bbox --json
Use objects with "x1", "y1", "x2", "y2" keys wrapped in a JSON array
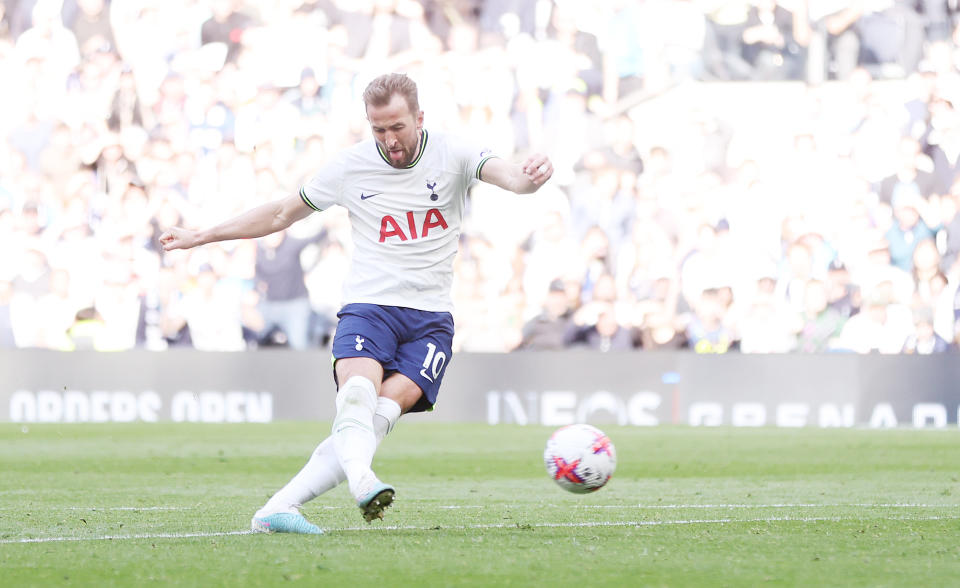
[
  {"x1": 159, "y1": 227, "x2": 200, "y2": 251},
  {"x1": 521, "y1": 153, "x2": 553, "y2": 187}
]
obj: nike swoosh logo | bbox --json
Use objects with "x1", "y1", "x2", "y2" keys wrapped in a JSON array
[{"x1": 360, "y1": 192, "x2": 382, "y2": 200}]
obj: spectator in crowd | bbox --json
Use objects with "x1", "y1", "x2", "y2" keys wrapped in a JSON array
[
  {"x1": 885, "y1": 194, "x2": 936, "y2": 272},
  {"x1": 14, "y1": 0, "x2": 79, "y2": 83},
  {"x1": 686, "y1": 287, "x2": 735, "y2": 353},
  {"x1": 515, "y1": 279, "x2": 574, "y2": 351},
  {"x1": 302, "y1": 235, "x2": 347, "y2": 346},
  {"x1": 738, "y1": 298, "x2": 796, "y2": 353},
  {"x1": 902, "y1": 304, "x2": 949, "y2": 353},
  {"x1": 8, "y1": 108, "x2": 55, "y2": 173},
  {"x1": 938, "y1": 190, "x2": 960, "y2": 271},
  {"x1": 65, "y1": 305, "x2": 106, "y2": 350},
  {"x1": 287, "y1": 67, "x2": 325, "y2": 120},
  {"x1": 546, "y1": 2, "x2": 604, "y2": 98},
  {"x1": 91, "y1": 260, "x2": 142, "y2": 350},
  {"x1": 799, "y1": 1, "x2": 862, "y2": 83},
  {"x1": 107, "y1": 66, "x2": 143, "y2": 131},
  {"x1": 38, "y1": 123, "x2": 81, "y2": 193},
  {"x1": 855, "y1": 0, "x2": 925, "y2": 78},
  {"x1": 601, "y1": 0, "x2": 649, "y2": 102},
  {"x1": 911, "y1": 237, "x2": 942, "y2": 305},
  {"x1": 778, "y1": 239, "x2": 818, "y2": 313},
  {"x1": 201, "y1": 0, "x2": 254, "y2": 64},
  {"x1": 564, "y1": 300, "x2": 634, "y2": 352},
  {"x1": 835, "y1": 285, "x2": 914, "y2": 353},
  {"x1": 877, "y1": 136, "x2": 937, "y2": 206},
  {"x1": 739, "y1": 0, "x2": 805, "y2": 81},
  {"x1": 35, "y1": 267, "x2": 81, "y2": 349},
  {"x1": 679, "y1": 222, "x2": 722, "y2": 310},
  {"x1": 0, "y1": 3, "x2": 10, "y2": 40},
  {"x1": 824, "y1": 260, "x2": 858, "y2": 317},
  {"x1": 926, "y1": 96, "x2": 960, "y2": 195},
  {"x1": 13, "y1": 246, "x2": 51, "y2": 300},
  {"x1": 520, "y1": 209, "x2": 579, "y2": 311},
  {"x1": 637, "y1": 309, "x2": 687, "y2": 350},
  {"x1": 856, "y1": 233, "x2": 915, "y2": 305},
  {"x1": 83, "y1": 132, "x2": 138, "y2": 198},
  {"x1": 475, "y1": 0, "x2": 538, "y2": 44},
  {"x1": 255, "y1": 230, "x2": 319, "y2": 349},
  {"x1": 794, "y1": 278, "x2": 847, "y2": 352},
  {"x1": 162, "y1": 262, "x2": 247, "y2": 351},
  {"x1": 67, "y1": 0, "x2": 114, "y2": 57},
  {"x1": 702, "y1": 1, "x2": 753, "y2": 82},
  {"x1": 933, "y1": 268, "x2": 960, "y2": 343},
  {"x1": 581, "y1": 115, "x2": 644, "y2": 177},
  {"x1": 568, "y1": 166, "x2": 634, "y2": 257},
  {"x1": 573, "y1": 271, "x2": 618, "y2": 324}
]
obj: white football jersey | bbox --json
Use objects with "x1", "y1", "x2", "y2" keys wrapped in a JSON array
[{"x1": 300, "y1": 129, "x2": 497, "y2": 312}]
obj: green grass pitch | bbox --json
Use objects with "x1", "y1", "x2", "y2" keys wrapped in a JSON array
[{"x1": 1, "y1": 422, "x2": 959, "y2": 587}]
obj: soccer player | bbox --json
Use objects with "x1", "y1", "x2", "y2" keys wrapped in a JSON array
[{"x1": 159, "y1": 73, "x2": 553, "y2": 534}]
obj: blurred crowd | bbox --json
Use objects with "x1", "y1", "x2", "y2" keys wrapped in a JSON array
[{"x1": 2, "y1": 0, "x2": 960, "y2": 354}]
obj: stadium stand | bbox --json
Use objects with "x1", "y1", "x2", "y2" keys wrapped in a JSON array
[{"x1": 1, "y1": 0, "x2": 959, "y2": 353}]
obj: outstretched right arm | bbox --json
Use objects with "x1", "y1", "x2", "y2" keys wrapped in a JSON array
[{"x1": 159, "y1": 191, "x2": 316, "y2": 251}]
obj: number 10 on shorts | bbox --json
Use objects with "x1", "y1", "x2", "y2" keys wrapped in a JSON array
[{"x1": 419, "y1": 342, "x2": 447, "y2": 383}]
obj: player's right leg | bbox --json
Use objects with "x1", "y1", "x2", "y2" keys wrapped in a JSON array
[
  {"x1": 251, "y1": 396, "x2": 402, "y2": 533},
  {"x1": 352, "y1": 306, "x2": 453, "y2": 520},
  {"x1": 325, "y1": 304, "x2": 408, "y2": 521},
  {"x1": 351, "y1": 372, "x2": 424, "y2": 522},
  {"x1": 332, "y1": 358, "x2": 395, "y2": 519},
  {"x1": 253, "y1": 303, "x2": 409, "y2": 531}
]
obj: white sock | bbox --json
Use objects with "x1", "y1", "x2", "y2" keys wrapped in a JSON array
[
  {"x1": 256, "y1": 397, "x2": 402, "y2": 517},
  {"x1": 332, "y1": 376, "x2": 379, "y2": 496},
  {"x1": 372, "y1": 396, "x2": 401, "y2": 440}
]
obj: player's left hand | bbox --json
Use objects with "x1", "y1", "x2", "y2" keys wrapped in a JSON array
[{"x1": 522, "y1": 153, "x2": 553, "y2": 186}]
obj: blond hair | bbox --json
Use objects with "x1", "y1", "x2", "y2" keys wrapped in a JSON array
[{"x1": 362, "y1": 73, "x2": 420, "y2": 115}]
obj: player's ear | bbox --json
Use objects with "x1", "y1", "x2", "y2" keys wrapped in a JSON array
[{"x1": 416, "y1": 110, "x2": 424, "y2": 129}]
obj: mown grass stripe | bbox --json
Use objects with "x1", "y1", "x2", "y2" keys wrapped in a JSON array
[
  {"x1": 3, "y1": 502, "x2": 956, "y2": 512},
  {"x1": 5, "y1": 514, "x2": 957, "y2": 544}
]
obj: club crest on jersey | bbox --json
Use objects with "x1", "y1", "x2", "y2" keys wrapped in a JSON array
[
  {"x1": 427, "y1": 180, "x2": 439, "y2": 201},
  {"x1": 379, "y1": 209, "x2": 448, "y2": 242}
]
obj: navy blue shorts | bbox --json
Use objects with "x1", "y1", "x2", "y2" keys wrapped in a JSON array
[{"x1": 331, "y1": 303, "x2": 455, "y2": 412}]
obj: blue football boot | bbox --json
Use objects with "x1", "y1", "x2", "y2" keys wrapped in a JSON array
[{"x1": 251, "y1": 512, "x2": 323, "y2": 535}]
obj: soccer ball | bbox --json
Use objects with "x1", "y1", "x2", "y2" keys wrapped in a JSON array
[{"x1": 543, "y1": 424, "x2": 616, "y2": 493}]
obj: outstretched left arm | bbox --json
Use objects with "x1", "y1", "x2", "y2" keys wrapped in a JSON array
[{"x1": 479, "y1": 153, "x2": 553, "y2": 194}]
